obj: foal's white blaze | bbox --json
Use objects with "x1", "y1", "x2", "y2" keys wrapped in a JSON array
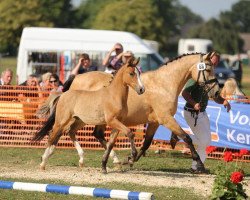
[{"x1": 135, "y1": 67, "x2": 144, "y2": 92}]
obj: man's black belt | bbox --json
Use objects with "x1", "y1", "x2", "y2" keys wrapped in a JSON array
[
  {"x1": 184, "y1": 107, "x2": 204, "y2": 113},
  {"x1": 184, "y1": 107, "x2": 203, "y2": 126}
]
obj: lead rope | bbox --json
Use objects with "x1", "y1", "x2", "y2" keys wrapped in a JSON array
[{"x1": 193, "y1": 54, "x2": 204, "y2": 127}]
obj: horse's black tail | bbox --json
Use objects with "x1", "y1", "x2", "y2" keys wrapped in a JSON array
[
  {"x1": 62, "y1": 74, "x2": 75, "y2": 92},
  {"x1": 32, "y1": 110, "x2": 56, "y2": 141},
  {"x1": 32, "y1": 95, "x2": 61, "y2": 141}
]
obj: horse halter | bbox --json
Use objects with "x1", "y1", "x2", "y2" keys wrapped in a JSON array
[
  {"x1": 196, "y1": 54, "x2": 219, "y2": 96},
  {"x1": 192, "y1": 54, "x2": 220, "y2": 127}
]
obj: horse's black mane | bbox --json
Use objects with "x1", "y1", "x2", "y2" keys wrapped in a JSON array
[{"x1": 164, "y1": 52, "x2": 205, "y2": 65}]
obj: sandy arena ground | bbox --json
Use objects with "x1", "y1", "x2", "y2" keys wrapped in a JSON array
[{"x1": 0, "y1": 165, "x2": 249, "y2": 198}]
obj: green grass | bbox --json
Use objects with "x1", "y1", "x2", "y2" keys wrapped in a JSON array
[{"x1": 1, "y1": 148, "x2": 249, "y2": 175}]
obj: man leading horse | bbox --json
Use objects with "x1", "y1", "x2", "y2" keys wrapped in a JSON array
[{"x1": 170, "y1": 52, "x2": 231, "y2": 173}]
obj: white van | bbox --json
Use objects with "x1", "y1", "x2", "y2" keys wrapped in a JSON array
[
  {"x1": 17, "y1": 27, "x2": 164, "y2": 83},
  {"x1": 178, "y1": 38, "x2": 213, "y2": 56}
]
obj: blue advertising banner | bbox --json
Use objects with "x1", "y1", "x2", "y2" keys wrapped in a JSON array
[{"x1": 153, "y1": 97, "x2": 250, "y2": 150}]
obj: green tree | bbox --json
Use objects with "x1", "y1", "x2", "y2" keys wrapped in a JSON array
[
  {"x1": 0, "y1": 0, "x2": 76, "y2": 55},
  {"x1": 76, "y1": 0, "x2": 202, "y2": 56},
  {"x1": 220, "y1": 0, "x2": 250, "y2": 33},
  {"x1": 188, "y1": 18, "x2": 243, "y2": 54},
  {"x1": 76, "y1": 0, "x2": 115, "y2": 28},
  {"x1": 89, "y1": 0, "x2": 176, "y2": 55}
]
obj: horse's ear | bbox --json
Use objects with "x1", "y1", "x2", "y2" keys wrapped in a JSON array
[
  {"x1": 203, "y1": 51, "x2": 213, "y2": 61},
  {"x1": 133, "y1": 57, "x2": 140, "y2": 66},
  {"x1": 128, "y1": 57, "x2": 134, "y2": 65}
]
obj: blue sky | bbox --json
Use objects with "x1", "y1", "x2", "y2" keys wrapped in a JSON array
[
  {"x1": 72, "y1": 0, "x2": 238, "y2": 21},
  {"x1": 178, "y1": 0, "x2": 238, "y2": 20}
]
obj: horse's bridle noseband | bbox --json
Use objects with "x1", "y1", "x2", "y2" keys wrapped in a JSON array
[
  {"x1": 192, "y1": 54, "x2": 220, "y2": 126},
  {"x1": 196, "y1": 54, "x2": 219, "y2": 95}
]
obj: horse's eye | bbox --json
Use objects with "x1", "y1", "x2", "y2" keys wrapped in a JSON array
[{"x1": 129, "y1": 72, "x2": 135, "y2": 76}]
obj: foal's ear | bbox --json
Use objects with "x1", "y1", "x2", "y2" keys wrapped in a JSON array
[
  {"x1": 128, "y1": 57, "x2": 140, "y2": 67},
  {"x1": 133, "y1": 57, "x2": 140, "y2": 66},
  {"x1": 128, "y1": 57, "x2": 135, "y2": 66},
  {"x1": 203, "y1": 51, "x2": 213, "y2": 61}
]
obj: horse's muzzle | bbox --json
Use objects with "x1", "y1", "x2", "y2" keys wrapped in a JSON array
[{"x1": 138, "y1": 86, "x2": 145, "y2": 95}]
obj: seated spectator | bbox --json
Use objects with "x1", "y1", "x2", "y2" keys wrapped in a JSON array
[
  {"x1": 71, "y1": 53, "x2": 98, "y2": 75},
  {"x1": 38, "y1": 72, "x2": 53, "y2": 98},
  {"x1": 0, "y1": 68, "x2": 13, "y2": 85},
  {"x1": 103, "y1": 43, "x2": 124, "y2": 73},
  {"x1": 49, "y1": 73, "x2": 63, "y2": 93},
  {"x1": 39, "y1": 72, "x2": 52, "y2": 90},
  {"x1": 0, "y1": 69, "x2": 15, "y2": 101},
  {"x1": 121, "y1": 50, "x2": 142, "y2": 72},
  {"x1": 220, "y1": 78, "x2": 248, "y2": 103},
  {"x1": 18, "y1": 74, "x2": 42, "y2": 100},
  {"x1": 122, "y1": 50, "x2": 134, "y2": 64}
]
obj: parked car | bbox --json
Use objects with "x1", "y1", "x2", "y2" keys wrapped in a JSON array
[
  {"x1": 231, "y1": 59, "x2": 243, "y2": 88},
  {"x1": 215, "y1": 59, "x2": 235, "y2": 87}
]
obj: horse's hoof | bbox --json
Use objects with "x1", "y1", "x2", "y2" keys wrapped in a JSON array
[
  {"x1": 112, "y1": 160, "x2": 121, "y2": 164},
  {"x1": 190, "y1": 168, "x2": 210, "y2": 174},
  {"x1": 40, "y1": 165, "x2": 45, "y2": 171},
  {"x1": 102, "y1": 169, "x2": 108, "y2": 174},
  {"x1": 113, "y1": 162, "x2": 122, "y2": 169},
  {"x1": 170, "y1": 133, "x2": 179, "y2": 149},
  {"x1": 113, "y1": 163, "x2": 123, "y2": 172},
  {"x1": 129, "y1": 163, "x2": 134, "y2": 169},
  {"x1": 79, "y1": 162, "x2": 84, "y2": 168}
]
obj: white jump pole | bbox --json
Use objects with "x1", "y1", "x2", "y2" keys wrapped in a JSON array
[{"x1": 0, "y1": 180, "x2": 154, "y2": 200}]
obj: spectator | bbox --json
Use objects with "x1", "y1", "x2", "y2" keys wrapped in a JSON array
[
  {"x1": 0, "y1": 68, "x2": 13, "y2": 85},
  {"x1": 0, "y1": 69, "x2": 14, "y2": 101},
  {"x1": 103, "y1": 43, "x2": 124, "y2": 73},
  {"x1": 71, "y1": 53, "x2": 98, "y2": 75},
  {"x1": 19, "y1": 74, "x2": 39, "y2": 87},
  {"x1": 122, "y1": 50, "x2": 134, "y2": 63},
  {"x1": 122, "y1": 50, "x2": 142, "y2": 73},
  {"x1": 18, "y1": 74, "x2": 42, "y2": 100},
  {"x1": 220, "y1": 78, "x2": 248, "y2": 103},
  {"x1": 49, "y1": 73, "x2": 63, "y2": 92},
  {"x1": 39, "y1": 72, "x2": 52, "y2": 91}
]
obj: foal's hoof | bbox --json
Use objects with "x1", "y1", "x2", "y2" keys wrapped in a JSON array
[
  {"x1": 113, "y1": 163, "x2": 122, "y2": 171},
  {"x1": 170, "y1": 133, "x2": 179, "y2": 149},
  {"x1": 79, "y1": 162, "x2": 84, "y2": 168},
  {"x1": 102, "y1": 168, "x2": 108, "y2": 174},
  {"x1": 40, "y1": 165, "x2": 46, "y2": 171},
  {"x1": 122, "y1": 156, "x2": 134, "y2": 165}
]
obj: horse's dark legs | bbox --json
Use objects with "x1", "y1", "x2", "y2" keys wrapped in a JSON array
[
  {"x1": 102, "y1": 119, "x2": 136, "y2": 173},
  {"x1": 163, "y1": 117, "x2": 205, "y2": 172},
  {"x1": 93, "y1": 125, "x2": 107, "y2": 148},
  {"x1": 102, "y1": 130, "x2": 119, "y2": 174},
  {"x1": 135, "y1": 123, "x2": 159, "y2": 162},
  {"x1": 126, "y1": 131, "x2": 137, "y2": 164},
  {"x1": 93, "y1": 125, "x2": 120, "y2": 164},
  {"x1": 169, "y1": 132, "x2": 179, "y2": 149}
]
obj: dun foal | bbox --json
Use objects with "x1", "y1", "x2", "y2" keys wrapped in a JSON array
[{"x1": 33, "y1": 57, "x2": 145, "y2": 173}]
